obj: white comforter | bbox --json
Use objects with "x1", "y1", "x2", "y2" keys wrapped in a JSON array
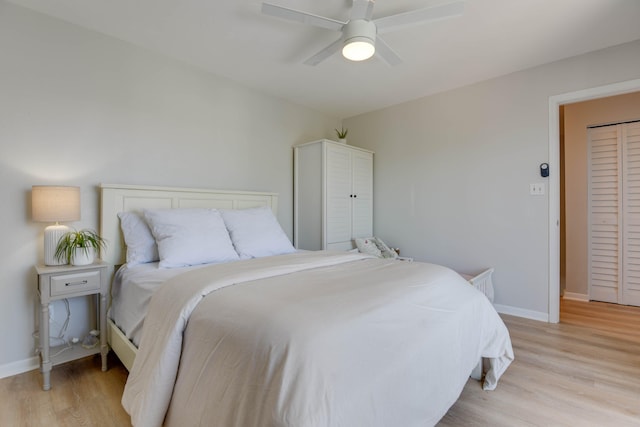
[{"x1": 122, "y1": 251, "x2": 513, "y2": 427}]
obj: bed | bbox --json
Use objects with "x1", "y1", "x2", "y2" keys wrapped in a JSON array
[
  {"x1": 100, "y1": 183, "x2": 282, "y2": 371},
  {"x1": 100, "y1": 183, "x2": 514, "y2": 427}
]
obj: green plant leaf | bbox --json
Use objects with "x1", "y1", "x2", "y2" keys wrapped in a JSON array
[
  {"x1": 54, "y1": 228, "x2": 107, "y2": 263},
  {"x1": 334, "y1": 127, "x2": 348, "y2": 139}
]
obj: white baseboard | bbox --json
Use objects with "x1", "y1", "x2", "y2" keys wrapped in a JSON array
[
  {"x1": 0, "y1": 356, "x2": 39, "y2": 379},
  {"x1": 494, "y1": 304, "x2": 549, "y2": 322},
  {"x1": 562, "y1": 292, "x2": 590, "y2": 302}
]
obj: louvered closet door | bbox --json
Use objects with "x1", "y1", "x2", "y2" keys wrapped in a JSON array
[
  {"x1": 622, "y1": 122, "x2": 640, "y2": 306},
  {"x1": 588, "y1": 126, "x2": 622, "y2": 304},
  {"x1": 588, "y1": 122, "x2": 640, "y2": 307}
]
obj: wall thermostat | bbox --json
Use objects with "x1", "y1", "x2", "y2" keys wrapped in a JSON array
[{"x1": 540, "y1": 163, "x2": 549, "y2": 178}]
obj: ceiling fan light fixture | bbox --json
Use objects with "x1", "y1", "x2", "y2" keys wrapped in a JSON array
[
  {"x1": 341, "y1": 19, "x2": 377, "y2": 62},
  {"x1": 263, "y1": 1, "x2": 466, "y2": 66},
  {"x1": 342, "y1": 38, "x2": 375, "y2": 61}
]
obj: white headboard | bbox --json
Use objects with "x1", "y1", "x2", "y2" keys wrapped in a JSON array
[{"x1": 100, "y1": 183, "x2": 279, "y2": 266}]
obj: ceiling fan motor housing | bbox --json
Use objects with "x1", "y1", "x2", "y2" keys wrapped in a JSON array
[{"x1": 342, "y1": 19, "x2": 377, "y2": 60}]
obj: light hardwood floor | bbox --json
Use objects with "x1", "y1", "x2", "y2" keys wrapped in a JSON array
[
  {"x1": 0, "y1": 352, "x2": 130, "y2": 426},
  {"x1": 1, "y1": 299, "x2": 639, "y2": 426},
  {"x1": 440, "y1": 299, "x2": 640, "y2": 426}
]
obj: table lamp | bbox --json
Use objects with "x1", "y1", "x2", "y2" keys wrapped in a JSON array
[{"x1": 32, "y1": 186, "x2": 81, "y2": 265}]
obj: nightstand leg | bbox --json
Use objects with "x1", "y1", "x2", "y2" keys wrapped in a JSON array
[
  {"x1": 100, "y1": 292, "x2": 108, "y2": 371},
  {"x1": 40, "y1": 302, "x2": 51, "y2": 391}
]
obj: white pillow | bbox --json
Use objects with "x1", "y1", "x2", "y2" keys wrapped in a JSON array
[
  {"x1": 143, "y1": 208, "x2": 239, "y2": 268},
  {"x1": 220, "y1": 206, "x2": 296, "y2": 259},
  {"x1": 118, "y1": 211, "x2": 159, "y2": 266}
]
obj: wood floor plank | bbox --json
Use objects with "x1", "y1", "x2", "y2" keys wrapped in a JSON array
[{"x1": 1, "y1": 299, "x2": 639, "y2": 426}]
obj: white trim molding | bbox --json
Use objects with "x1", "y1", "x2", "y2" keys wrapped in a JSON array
[
  {"x1": 562, "y1": 292, "x2": 590, "y2": 302},
  {"x1": 0, "y1": 356, "x2": 39, "y2": 380},
  {"x1": 494, "y1": 304, "x2": 549, "y2": 322}
]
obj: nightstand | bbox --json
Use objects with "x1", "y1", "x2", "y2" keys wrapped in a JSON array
[{"x1": 35, "y1": 261, "x2": 110, "y2": 391}]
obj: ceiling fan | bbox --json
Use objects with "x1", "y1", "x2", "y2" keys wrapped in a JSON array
[{"x1": 261, "y1": 0, "x2": 465, "y2": 66}]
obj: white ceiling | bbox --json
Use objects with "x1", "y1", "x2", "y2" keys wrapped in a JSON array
[{"x1": 8, "y1": 0, "x2": 640, "y2": 118}]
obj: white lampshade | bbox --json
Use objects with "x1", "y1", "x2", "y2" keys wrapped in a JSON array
[{"x1": 32, "y1": 186, "x2": 81, "y2": 265}]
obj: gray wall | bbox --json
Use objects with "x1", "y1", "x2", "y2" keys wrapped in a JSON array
[
  {"x1": 345, "y1": 39, "x2": 640, "y2": 318},
  {"x1": 0, "y1": 2, "x2": 338, "y2": 374}
]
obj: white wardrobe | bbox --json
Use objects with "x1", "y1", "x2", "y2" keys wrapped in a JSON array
[
  {"x1": 588, "y1": 121, "x2": 640, "y2": 306},
  {"x1": 294, "y1": 139, "x2": 373, "y2": 251}
]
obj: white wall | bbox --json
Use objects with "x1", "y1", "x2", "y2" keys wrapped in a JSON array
[
  {"x1": 564, "y1": 92, "x2": 640, "y2": 298},
  {"x1": 345, "y1": 39, "x2": 640, "y2": 319},
  {"x1": 0, "y1": 2, "x2": 339, "y2": 375}
]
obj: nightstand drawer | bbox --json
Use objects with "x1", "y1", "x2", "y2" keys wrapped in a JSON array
[{"x1": 50, "y1": 270, "x2": 101, "y2": 297}]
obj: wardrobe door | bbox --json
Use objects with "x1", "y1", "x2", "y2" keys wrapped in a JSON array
[
  {"x1": 351, "y1": 150, "x2": 373, "y2": 240},
  {"x1": 588, "y1": 125, "x2": 622, "y2": 303},
  {"x1": 325, "y1": 144, "x2": 353, "y2": 250},
  {"x1": 622, "y1": 122, "x2": 640, "y2": 306}
]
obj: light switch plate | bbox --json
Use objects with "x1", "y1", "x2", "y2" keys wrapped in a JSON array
[{"x1": 530, "y1": 183, "x2": 545, "y2": 195}]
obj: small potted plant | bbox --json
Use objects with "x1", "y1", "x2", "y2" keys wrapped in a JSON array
[
  {"x1": 55, "y1": 229, "x2": 107, "y2": 266},
  {"x1": 335, "y1": 127, "x2": 348, "y2": 144}
]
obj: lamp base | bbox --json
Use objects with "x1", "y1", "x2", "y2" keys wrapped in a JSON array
[{"x1": 44, "y1": 224, "x2": 69, "y2": 266}]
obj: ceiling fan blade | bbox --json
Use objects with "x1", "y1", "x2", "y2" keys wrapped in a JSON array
[
  {"x1": 262, "y1": 2, "x2": 345, "y2": 32},
  {"x1": 374, "y1": 1, "x2": 464, "y2": 34},
  {"x1": 375, "y1": 36, "x2": 402, "y2": 66},
  {"x1": 303, "y1": 38, "x2": 343, "y2": 66},
  {"x1": 350, "y1": 0, "x2": 375, "y2": 21}
]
